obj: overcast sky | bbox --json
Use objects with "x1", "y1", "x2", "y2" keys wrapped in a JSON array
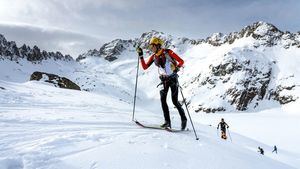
[{"x1": 0, "y1": 0, "x2": 299, "y2": 58}]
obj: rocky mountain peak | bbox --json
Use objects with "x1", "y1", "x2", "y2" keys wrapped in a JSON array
[
  {"x1": 241, "y1": 21, "x2": 282, "y2": 37},
  {"x1": 77, "y1": 39, "x2": 133, "y2": 62},
  {"x1": 206, "y1": 33, "x2": 227, "y2": 46},
  {"x1": 98, "y1": 39, "x2": 133, "y2": 61},
  {"x1": 0, "y1": 34, "x2": 6, "y2": 43},
  {"x1": 140, "y1": 30, "x2": 164, "y2": 39},
  {"x1": 136, "y1": 30, "x2": 174, "y2": 49},
  {"x1": 0, "y1": 34, "x2": 73, "y2": 62}
]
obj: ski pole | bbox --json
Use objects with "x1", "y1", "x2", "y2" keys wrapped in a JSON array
[
  {"x1": 227, "y1": 128, "x2": 232, "y2": 142},
  {"x1": 132, "y1": 47, "x2": 140, "y2": 122},
  {"x1": 178, "y1": 84, "x2": 199, "y2": 140}
]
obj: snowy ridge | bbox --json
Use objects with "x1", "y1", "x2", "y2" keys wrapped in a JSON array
[
  {"x1": 78, "y1": 22, "x2": 299, "y2": 62},
  {"x1": 0, "y1": 34, "x2": 73, "y2": 62}
]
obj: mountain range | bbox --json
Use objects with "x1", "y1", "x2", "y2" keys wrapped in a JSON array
[{"x1": 1, "y1": 21, "x2": 299, "y2": 112}]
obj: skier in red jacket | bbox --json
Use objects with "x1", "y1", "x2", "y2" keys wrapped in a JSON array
[{"x1": 136, "y1": 37, "x2": 187, "y2": 130}]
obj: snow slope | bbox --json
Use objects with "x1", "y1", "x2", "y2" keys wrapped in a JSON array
[
  {"x1": 0, "y1": 55, "x2": 299, "y2": 168},
  {"x1": 0, "y1": 80, "x2": 298, "y2": 169}
]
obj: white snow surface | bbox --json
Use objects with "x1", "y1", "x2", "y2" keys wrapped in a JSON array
[{"x1": 0, "y1": 80, "x2": 298, "y2": 169}]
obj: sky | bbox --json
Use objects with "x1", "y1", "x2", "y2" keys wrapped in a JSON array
[{"x1": 0, "y1": 0, "x2": 299, "y2": 58}]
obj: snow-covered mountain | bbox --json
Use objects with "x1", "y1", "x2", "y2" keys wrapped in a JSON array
[
  {"x1": 1, "y1": 21, "x2": 299, "y2": 113},
  {"x1": 78, "y1": 21, "x2": 300, "y2": 112},
  {"x1": 1, "y1": 21, "x2": 300, "y2": 169}
]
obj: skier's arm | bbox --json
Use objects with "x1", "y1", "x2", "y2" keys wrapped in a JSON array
[
  {"x1": 225, "y1": 122, "x2": 229, "y2": 128},
  {"x1": 140, "y1": 54, "x2": 154, "y2": 70},
  {"x1": 168, "y1": 49, "x2": 184, "y2": 67},
  {"x1": 136, "y1": 47, "x2": 154, "y2": 70},
  {"x1": 217, "y1": 123, "x2": 220, "y2": 129}
]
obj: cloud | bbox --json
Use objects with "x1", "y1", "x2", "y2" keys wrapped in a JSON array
[
  {"x1": 0, "y1": 22, "x2": 102, "y2": 58},
  {"x1": 0, "y1": 0, "x2": 299, "y2": 56}
]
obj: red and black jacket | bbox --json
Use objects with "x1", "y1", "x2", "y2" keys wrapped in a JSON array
[{"x1": 140, "y1": 49, "x2": 184, "y2": 71}]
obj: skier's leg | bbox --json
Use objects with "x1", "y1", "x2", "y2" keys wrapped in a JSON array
[
  {"x1": 160, "y1": 82, "x2": 171, "y2": 126},
  {"x1": 170, "y1": 78, "x2": 187, "y2": 130},
  {"x1": 170, "y1": 78, "x2": 187, "y2": 121},
  {"x1": 221, "y1": 130, "x2": 227, "y2": 139}
]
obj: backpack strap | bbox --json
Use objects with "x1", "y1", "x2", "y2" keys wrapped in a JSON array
[{"x1": 164, "y1": 49, "x2": 176, "y2": 63}]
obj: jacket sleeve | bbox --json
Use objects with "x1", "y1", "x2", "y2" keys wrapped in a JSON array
[
  {"x1": 168, "y1": 49, "x2": 184, "y2": 67},
  {"x1": 140, "y1": 54, "x2": 154, "y2": 70}
]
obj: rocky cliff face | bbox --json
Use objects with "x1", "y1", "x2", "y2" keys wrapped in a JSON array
[
  {"x1": 188, "y1": 49, "x2": 274, "y2": 112},
  {"x1": 0, "y1": 34, "x2": 73, "y2": 63}
]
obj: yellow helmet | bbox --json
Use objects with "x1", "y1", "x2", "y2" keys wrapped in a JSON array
[{"x1": 149, "y1": 37, "x2": 164, "y2": 46}]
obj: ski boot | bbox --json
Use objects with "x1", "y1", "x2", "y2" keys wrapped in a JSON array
[{"x1": 160, "y1": 121, "x2": 171, "y2": 129}]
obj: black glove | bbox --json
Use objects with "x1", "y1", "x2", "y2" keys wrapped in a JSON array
[{"x1": 136, "y1": 47, "x2": 143, "y2": 57}]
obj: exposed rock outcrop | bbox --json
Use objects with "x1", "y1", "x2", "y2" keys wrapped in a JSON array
[{"x1": 30, "y1": 71, "x2": 80, "y2": 90}]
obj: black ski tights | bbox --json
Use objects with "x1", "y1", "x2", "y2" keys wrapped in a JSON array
[{"x1": 160, "y1": 76, "x2": 187, "y2": 124}]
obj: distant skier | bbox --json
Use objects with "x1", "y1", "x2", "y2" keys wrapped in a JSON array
[
  {"x1": 258, "y1": 147, "x2": 264, "y2": 155},
  {"x1": 217, "y1": 118, "x2": 229, "y2": 140},
  {"x1": 136, "y1": 37, "x2": 187, "y2": 130},
  {"x1": 272, "y1": 145, "x2": 278, "y2": 154}
]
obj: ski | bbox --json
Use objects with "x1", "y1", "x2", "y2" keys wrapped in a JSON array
[{"x1": 134, "y1": 120, "x2": 186, "y2": 132}]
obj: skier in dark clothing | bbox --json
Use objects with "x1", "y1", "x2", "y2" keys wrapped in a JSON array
[
  {"x1": 258, "y1": 147, "x2": 264, "y2": 155},
  {"x1": 272, "y1": 145, "x2": 278, "y2": 154},
  {"x1": 217, "y1": 118, "x2": 229, "y2": 139},
  {"x1": 136, "y1": 37, "x2": 187, "y2": 130}
]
